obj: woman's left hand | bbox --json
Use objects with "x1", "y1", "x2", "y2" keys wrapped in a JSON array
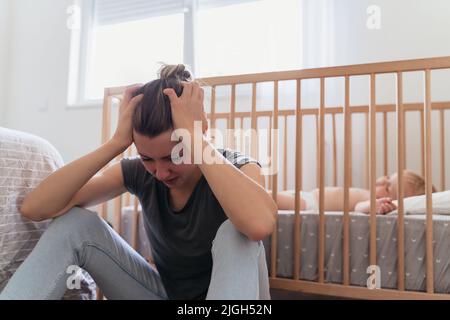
[{"x1": 163, "y1": 82, "x2": 208, "y2": 138}]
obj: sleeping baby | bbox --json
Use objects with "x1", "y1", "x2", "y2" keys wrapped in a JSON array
[{"x1": 272, "y1": 170, "x2": 436, "y2": 214}]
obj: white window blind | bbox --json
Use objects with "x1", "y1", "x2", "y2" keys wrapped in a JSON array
[
  {"x1": 198, "y1": 0, "x2": 261, "y2": 10},
  {"x1": 94, "y1": 0, "x2": 261, "y2": 26},
  {"x1": 94, "y1": 0, "x2": 187, "y2": 26}
]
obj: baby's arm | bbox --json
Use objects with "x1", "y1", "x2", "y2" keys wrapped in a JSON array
[{"x1": 355, "y1": 197, "x2": 397, "y2": 215}]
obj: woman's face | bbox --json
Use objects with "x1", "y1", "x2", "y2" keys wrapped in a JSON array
[{"x1": 133, "y1": 129, "x2": 198, "y2": 189}]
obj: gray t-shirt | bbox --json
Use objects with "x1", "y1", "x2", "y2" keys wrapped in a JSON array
[{"x1": 120, "y1": 148, "x2": 260, "y2": 300}]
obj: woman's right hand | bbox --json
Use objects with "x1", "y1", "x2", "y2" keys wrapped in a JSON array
[{"x1": 111, "y1": 84, "x2": 144, "y2": 150}]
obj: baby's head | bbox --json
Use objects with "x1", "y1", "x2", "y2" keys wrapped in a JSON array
[{"x1": 375, "y1": 170, "x2": 436, "y2": 200}]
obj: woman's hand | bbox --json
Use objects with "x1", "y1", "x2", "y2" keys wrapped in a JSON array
[
  {"x1": 111, "y1": 84, "x2": 143, "y2": 151},
  {"x1": 163, "y1": 81, "x2": 208, "y2": 138}
]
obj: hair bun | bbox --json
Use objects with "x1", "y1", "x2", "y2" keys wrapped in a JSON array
[{"x1": 159, "y1": 64, "x2": 192, "y2": 81}]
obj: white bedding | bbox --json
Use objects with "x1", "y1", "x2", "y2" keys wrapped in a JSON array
[
  {"x1": 0, "y1": 127, "x2": 95, "y2": 299},
  {"x1": 391, "y1": 190, "x2": 450, "y2": 215}
]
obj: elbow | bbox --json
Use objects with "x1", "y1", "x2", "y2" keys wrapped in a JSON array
[
  {"x1": 19, "y1": 203, "x2": 45, "y2": 222},
  {"x1": 248, "y1": 209, "x2": 277, "y2": 242}
]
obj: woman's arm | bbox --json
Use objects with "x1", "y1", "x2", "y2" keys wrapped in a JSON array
[
  {"x1": 197, "y1": 138, "x2": 277, "y2": 241},
  {"x1": 20, "y1": 86, "x2": 143, "y2": 221},
  {"x1": 163, "y1": 82, "x2": 276, "y2": 241},
  {"x1": 20, "y1": 140, "x2": 126, "y2": 220}
]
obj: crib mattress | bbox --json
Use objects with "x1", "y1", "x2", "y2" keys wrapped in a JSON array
[
  {"x1": 120, "y1": 207, "x2": 450, "y2": 294},
  {"x1": 263, "y1": 210, "x2": 450, "y2": 293}
]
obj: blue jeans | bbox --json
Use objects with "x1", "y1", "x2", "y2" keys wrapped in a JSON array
[{"x1": 0, "y1": 207, "x2": 270, "y2": 300}]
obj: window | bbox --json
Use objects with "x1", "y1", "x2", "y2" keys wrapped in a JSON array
[
  {"x1": 197, "y1": 0, "x2": 302, "y2": 77},
  {"x1": 86, "y1": 14, "x2": 184, "y2": 99},
  {"x1": 69, "y1": 0, "x2": 302, "y2": 104}
]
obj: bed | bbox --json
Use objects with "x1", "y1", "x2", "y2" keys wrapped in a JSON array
[
  {"x1": 98, "y1": 56, "x2": 450, "y2": 299},
  {"x1": 0, "y1": 127, "x2": 96, "y2": 299}
]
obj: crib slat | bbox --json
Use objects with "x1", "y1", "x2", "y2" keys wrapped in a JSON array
[
  {"x1": 270, "y1": 81, "x2": 279, "y2": 278},
  {"x1": 369, "y1": 74, "x2": 377, "y2": 268},
  {"x1": 283, "y1": 116, "x2": 288, "y2": 191},
  {"x1": 124, "y1": 147, "x2": 133, "y2": 207},
  {"x1": 206, "y1": 102, "x2": 450, "y2": 120},
  {"x1": 383, "y1": 112, "x2": 388, "y2": 176},
  {"x1": 365, "y1": 112, "x2": 370, "y2": 189},
  {"x1": 240, "y1": 116, "x2": 244, "y2": 153},
  {"x1": 440, "y1": 110, "x2": 446, "y2": 191},
  {"x1": 101, "y1": 90, "x2": 112, "y2": 144},
  {"x1": 114, "y1": 195, "x2": 122, "y2": 235},
  {"x1": 316, "y1": 114, "x2": 320, "y2": 187},
  {"x1": 343, "y1": 76, "x2": 351, "y2": 286},
  {"x1": 131, "y1": 208, "x2": 139, "y2": 250},
  {"x1": 112, "y1": 148, "x2": 125, "y2": 235},
  {"x1": 396, "y1": 72, "x2": 405, "y2": 291},
  {"x1": 268, "y1": 116, "x2": 272, "y2": 190},
  {"x1": 251, "y1": 83, "x2": 258, "y2": 160},
  {"x1": 420, "y1": 110, "x2": 425, "y2": 177},
  {"x1": 332, "y1": 113, "x2": 337, "y2": 186},
  {"x1": 100, "y1": 91, "x2": 113, "y2": 220},
  {"x1": 318, "y1": 78, "x2": 326, "y2": 283},
  {"x1": 132, "y1": 197, "x2": 140, "y2": 250},
  {"x1": 294, "y1": 79, "x2": 302, "y2": 280},
  {"x1": 229, "y1": 84, "x2": 236, "y2": 150},
  {"x1": 424, "y1": 69, "x2": 434, "y2": 293},
  {"x1": 210, "y1": 86, "x2": 217, "y2": 136},
  {"x1": 197, "y1": 57, "x2": 450, "y2": 85}
]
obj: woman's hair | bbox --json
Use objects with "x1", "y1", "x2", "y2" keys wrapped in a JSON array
[
  {"x1": 132, "y1": 64, "x2": 192, "y2": 137},
  {"x1": 403, "y1": 170, "x2": 437, "y2": 196}
]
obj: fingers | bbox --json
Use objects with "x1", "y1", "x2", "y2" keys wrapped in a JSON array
[
  {"x1": 192, "y1": 82, "x2": 202, "y2": 98},
  {"x1": 129, "y1": 93, "x2": 144, "y2": 109},
  {"x1": 123, "y1": 84, "x2": 143, "y2": 104},
  {"x1": 380, "y1": 197, "x2": 392, "y2": 203},
  {"x1": 198, "y1": 85, "x2": 204, "y2": 101},
  {"x1": 163, "y1": 88, "x2": 178, "y2": 105},
  {"x1": 180, "y1": 81, "x2": 193, "y2": 98},
  {"x1": 379, "y1": 202, "x2": 396, "y2": 214},
  {"x1": 180, "y1": 81, "x2": 204, "y2": 100},
  {"x1": 376, "y1": 198, "x2": 395, "y2": 214}
]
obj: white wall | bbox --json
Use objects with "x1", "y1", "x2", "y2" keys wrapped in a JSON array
[
  {"x1": 3, "y1": 0, "x2": 103, "y2": 163},
  {"x1": 2, "y1": 0, "x2": 450, "y2": 190},
  {"x1": 332, "y1": 0, "x2": 450, "y2": 66},
  {"x1": 0, "y1": 0, "x2": 12, "y2": 125},
  {"x1": 330, "y1": 0, "x2": 450, "y2": 190},
  {"x1": 289, "y1": 0, "x2": 450, "y2": 191}
]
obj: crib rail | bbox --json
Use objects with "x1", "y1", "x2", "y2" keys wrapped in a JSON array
[{"x1": 100, "y1": 56, "x2": 450, "y2": 299}]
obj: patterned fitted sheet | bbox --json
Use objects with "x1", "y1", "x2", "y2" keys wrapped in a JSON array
[
  {"x1": 121, "y1": 204, "x2": 450, "y2": 294},
  {"x1": 262, "y1": 210, "x2": 450, "y2": 293}
]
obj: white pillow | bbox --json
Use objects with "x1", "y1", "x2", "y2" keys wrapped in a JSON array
[{"x1": 391, "y1": 190, "x2": 450, "y2": 215}]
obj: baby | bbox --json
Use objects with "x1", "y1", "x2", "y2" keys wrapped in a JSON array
[{"x1": 273, "y1": 170, "x2": 436, "y2": 214}]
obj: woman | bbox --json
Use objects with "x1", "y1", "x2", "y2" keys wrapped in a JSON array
[{"x1": 0, "y1": 65, "x2": 277, "y2": 300}]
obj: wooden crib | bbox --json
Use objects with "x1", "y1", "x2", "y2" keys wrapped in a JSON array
[{"x1": 98, "y1": 56, "x2": 450, "y2": 299}]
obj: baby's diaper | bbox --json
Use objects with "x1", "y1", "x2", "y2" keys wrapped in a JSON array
[
  {"x1": 300, "y1": 191, "x2": 318, "y2": 211},
  {"x1": 286, "y1": 190, "x2": 318, "y2": 211}
]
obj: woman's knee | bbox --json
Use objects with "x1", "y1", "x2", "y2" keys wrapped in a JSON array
[
  {"x1": 45, "y1": 206, "x2": 104, "y2": 239},
  {"x1": 212, "y1": 220, "x2": 261, "y2": 255}
]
